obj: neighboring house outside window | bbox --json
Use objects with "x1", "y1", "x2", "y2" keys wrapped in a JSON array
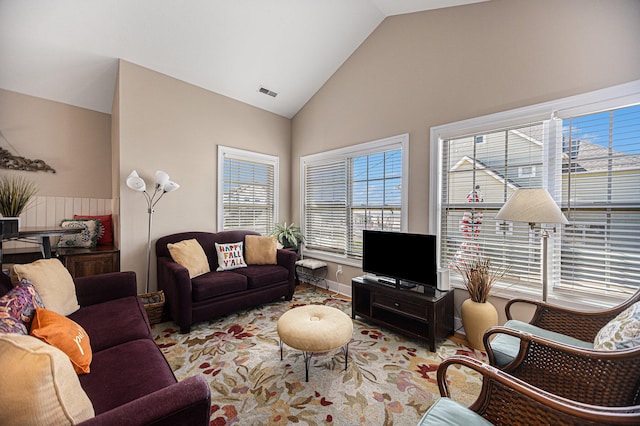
[
  {"x1": 217, "y1": 146, "x2": 278, "y2": 235},
  {"x1": 300, "y1": 134, "x2": 408, "y2": 265},
  {"x1": 430, "y1": 81, "x2": 640, "y2": 304}
]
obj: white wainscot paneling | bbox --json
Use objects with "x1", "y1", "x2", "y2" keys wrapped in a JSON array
[{"x1": 4, "y1": 196, "x2": 113, "y2": 250}]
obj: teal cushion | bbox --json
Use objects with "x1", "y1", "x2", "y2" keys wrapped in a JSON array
[
  {"x1": 489, "y1": 319, "x2": 594, "y2": 366},
  {"x1": 418, "y1": 397, "x2": 492, "y2": 425}
]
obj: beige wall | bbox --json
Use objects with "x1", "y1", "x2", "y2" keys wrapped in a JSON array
[
  {"x1": 0, "y1": 89, "x2": 111, "y2": 198},
  {"x1": 116, "y1": 60, "x2": 291, "y2": 292},
  {"x1": 291, "y1": 0, "x2": 640, "y2": 290}
]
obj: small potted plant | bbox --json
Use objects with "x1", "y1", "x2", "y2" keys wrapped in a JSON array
[
  {"x1": 0, "y1": 175, "x2": 38, "y2": 234},
  {"x1": 270, "y1": 222, "x2": 305, "y2": 251},
  {"x1": 454, "y1": 255, "x2": 510, "y2": 350}
]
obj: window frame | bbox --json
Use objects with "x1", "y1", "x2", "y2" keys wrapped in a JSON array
[
  {"x1": 217, "y1": 145, "x2": 279, "y2": 233},
  {"x1": 430, "y1": 80, "x2": 640, "y2": 308},
  {"x1": 300, "y1": 133, "x2": 409, "y2": 267}
]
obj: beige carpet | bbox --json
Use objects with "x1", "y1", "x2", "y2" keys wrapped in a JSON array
[{"x1": 152, "y1": 285, "x2": 484, "y2": 425}]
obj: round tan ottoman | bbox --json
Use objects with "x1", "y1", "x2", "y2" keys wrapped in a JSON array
[{"x1": 277, "y1": 305, "x2": 353, "y2": 382}]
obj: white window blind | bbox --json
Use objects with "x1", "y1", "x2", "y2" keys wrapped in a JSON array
[
  {"x1": 301, "y1": 134, "x2": 408, "y2": 261},
  {"x1": 217, "y1": 146, "x2": 278, "y2": 235},
  {"x1": 433, "y1": 83, "x2": 640, "y2": 300},
  {"x1": 559, "y1": 105, "x2": 640, "y2": 294}
]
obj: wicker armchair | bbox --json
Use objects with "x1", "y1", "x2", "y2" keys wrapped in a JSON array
[
  {"x1": 418, "y1": 355, "x2": 640, "y2": 426},
  {"x1": 502, "y1": 288, "x2": 640, "y2": 342},
  {"x1": 483, "y1": 289, "x2": 640, "y2": 407}
]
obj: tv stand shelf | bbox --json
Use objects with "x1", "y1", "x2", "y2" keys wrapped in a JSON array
[{"x1": 352, "y1": 276, "x2": 453, "y2": 352}]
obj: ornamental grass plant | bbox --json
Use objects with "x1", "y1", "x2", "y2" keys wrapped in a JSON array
[
  {"x1": 454, "y1": 256, "x2": 510, "y2": 303},
  {"x1": 0, "y1": 175, "x2": 38, "y2": 217}
]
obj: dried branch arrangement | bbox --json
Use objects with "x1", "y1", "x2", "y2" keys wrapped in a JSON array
[{"x1": 454, "y1": 256, "x2": 510, "y2": 303}]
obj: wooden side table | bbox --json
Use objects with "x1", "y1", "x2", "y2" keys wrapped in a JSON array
[{"x1": 56, "y1": 246, "x2": 120, "y2": 278}]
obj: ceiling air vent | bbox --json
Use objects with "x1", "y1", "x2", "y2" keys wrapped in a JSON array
[{"x1": 258, "y1": 87, "x2": 278, "y2": 98}]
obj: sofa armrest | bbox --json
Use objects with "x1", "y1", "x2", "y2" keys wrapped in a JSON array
[
  {"x1": 78, "y1": 375, "x2": 211, "y2": 426},
  {"x1": 74, "y1": 271, "x2": 138, "y2": 307},
  {"x1": 157, "y1": 257, "x2": 193, "y2": 331},
  {"x1": 276, "y1": 249, "x2": 297, "y2": 286}
]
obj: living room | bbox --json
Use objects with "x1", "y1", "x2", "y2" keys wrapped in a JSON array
[{"x1": 1, "y1": 0, "x2": 639, "y2": 423}]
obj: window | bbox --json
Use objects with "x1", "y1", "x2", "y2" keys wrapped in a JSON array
[
  {"x1": 301, "y1": 134, "x2": 408, "y2": 264},
  {"x1": 430, "y1": 80, "x2": 640, "y2": 302},
  {"x1": 217, "y1": 146, "x2": 278, "y2": 235}
]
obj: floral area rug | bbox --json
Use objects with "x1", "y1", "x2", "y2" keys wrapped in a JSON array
[{"x1": 151, "y1": 285, "x2": 485, "y2": 425}]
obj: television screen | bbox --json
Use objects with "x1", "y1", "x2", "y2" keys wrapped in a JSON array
[{"x1": 362, "y1": 230, "x2": 437, "y2": 288}]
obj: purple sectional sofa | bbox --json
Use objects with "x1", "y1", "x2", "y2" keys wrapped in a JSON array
[
  {"x1": 156, "y1": 230, "x2": 298, "y2": 333},
  {"x1": 0, "y1": 271, "x2": 211, "y2": 425}
]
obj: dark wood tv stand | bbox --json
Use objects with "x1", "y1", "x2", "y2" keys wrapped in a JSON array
[{"x1": 351, "y1": 276, "x2": 454, "y2": 352}]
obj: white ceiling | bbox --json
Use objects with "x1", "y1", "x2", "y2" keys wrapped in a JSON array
[{"x1": 0, "y1": 0, "x2": 487, "y2": 118}]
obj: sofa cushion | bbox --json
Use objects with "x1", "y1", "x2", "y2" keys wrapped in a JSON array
[
  {"x1": 13, "y1": 259, "x2": 80, "y2": 316},
  {"x1": 233, "y1": 264, "x2": 289, "y2": 289},
  {"x1": 0, "y1": 334, "x2": 95, "y2": 424},
  {"x1": 79, "y1": 339, "x2": 177, "y2": 415},
  {"x1": 30, "y1": 307, "x2": 92, "y2": 374},
  {"x1": 191, "y1": 271, "x2": 248, "y2": 301},
  {"x1": 167, "y1": 238, "x2": 210, "y2": 278},
  {"x1": 245, "y1": 235, "x2": 277, "y2": 265},
  {"x1": 489, "y1": 319, "x2": 594, "y2": 366},
  {"x1": 215, "y1": 241, "x2": 247, "y2": 271},
  {"x1": 68, "y1": 295, "x2": 152, "y2": 352},
  {"x1": 0, "y1": 278, "x2": 45, "y2": 334},
  {"x1": 594, "y1": 301, "x2": 640, "y2": 350},
  {"x1": 418, "y1": 397, "x2": 492, "y2": 425}
]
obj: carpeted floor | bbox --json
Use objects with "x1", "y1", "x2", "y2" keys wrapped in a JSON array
[{"x1": 151, "y1": 285, "x2": 485, "y2": 426}]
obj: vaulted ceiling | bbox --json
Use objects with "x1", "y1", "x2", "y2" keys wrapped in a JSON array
[{"x1": 0, "y1": 0, "x2": 487, "y2": 118}]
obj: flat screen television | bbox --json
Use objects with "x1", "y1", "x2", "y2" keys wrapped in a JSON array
[{"x1": 362, "y1": 230, "x2": 437, "y2": 290}]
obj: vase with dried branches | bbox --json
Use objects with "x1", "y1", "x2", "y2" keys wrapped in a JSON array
[{"x1": 454, "y1": 256, "x2": 510, "y2": 350}]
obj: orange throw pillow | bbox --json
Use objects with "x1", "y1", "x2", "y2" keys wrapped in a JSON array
[{"x1": 30, "y1": 308, "x2": 92, "y2": 374}]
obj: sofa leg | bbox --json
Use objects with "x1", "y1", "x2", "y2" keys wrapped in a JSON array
[
  {"x1": 180, "y1": 325, "x2": 190, "y2": 334},
  {"x1": 285, "y1": 294, "x2": 293, "y2": 301}
]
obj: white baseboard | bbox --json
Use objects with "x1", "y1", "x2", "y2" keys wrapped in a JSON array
[{"x1": 306, "y1": 279, "x2": 352, "y2": 298}]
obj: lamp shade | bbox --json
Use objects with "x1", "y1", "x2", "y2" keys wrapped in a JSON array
[
  {"x1": 495, "y1": 188, "x2": 568, "y2": 225},
  {"x1": 163, "y1": 180, "x2": 180, "y2": 193},
  {"x1": 126, "y1": 170, "x2": 146, "y2": 192},
  {"x1": 155, "y1": 170, "x2": 170, "y2": 189}
]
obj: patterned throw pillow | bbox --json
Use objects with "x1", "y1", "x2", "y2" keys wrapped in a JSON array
[
  {"x1": 0, "y1": 278, "x2": 45, "y2": 334},
  {"x1": 215, "y1": 242, "x2": 247, "y2": 271},
  {"x1": 57, "y1": 218, "x2": 101, "y2": 248},
  {"x1": 74, "y1": 214, "x2": 113, "y2": 246},
  {"x1": 594, "y1": 301, "x2": 640, "y2": 350}
]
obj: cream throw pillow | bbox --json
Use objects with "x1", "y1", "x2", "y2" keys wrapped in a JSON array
[
  {"x1": 13, "y1": 259, "x2": 80, "y2": 316},
  {"x1": 245, "y1": 235, "x2": 277, "y2": 265},
  {"x1": 167, "y1": 239, "x2": 210, "y2": 278},
  {"x1": 0, "y1": 334, "x2": 95, "y2": 425}
]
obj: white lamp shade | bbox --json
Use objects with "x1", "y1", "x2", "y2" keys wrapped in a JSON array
[
  {"x1": 496, "y1": 188, "x2": 568, "y2": 225},
  {"x1": 163, "y1": 180, "x2": 180, "y2": 193},
  {"x1": 155, "y1": 170, "x2": 170, "y2": 189},
  {"x1": 126, "y1": 170, "x2": 146, "y2": 192}
]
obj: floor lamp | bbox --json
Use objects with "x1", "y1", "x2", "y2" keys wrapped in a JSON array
[
  {"x1": 495, "y1": 188, "x2": 568, "y2": 302},
  {"x1": 126, "y1": 170, "x2": 180, "y2": 293}
]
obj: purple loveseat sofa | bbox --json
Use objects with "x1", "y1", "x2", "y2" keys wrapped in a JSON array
[
  {"x1": 156, "y1": 230, "x2": 297, "y2": 333},
  {"x1": 0, "y1": 271, "x2": 211, "y2": 425}
]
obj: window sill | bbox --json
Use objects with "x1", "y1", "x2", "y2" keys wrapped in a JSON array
[{"x1": 451, "y1": 278, "x2": 627, "y2": 311}]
